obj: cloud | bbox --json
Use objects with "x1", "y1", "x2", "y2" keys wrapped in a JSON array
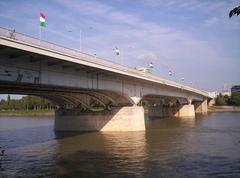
[
  {"x1": 108, "y1": 11, "x2": 140, "y2": 25},
  {"x1": 141, "y1": 0, "x2": 236, "y2": 14},
  {"x1": 56, "y1": 0, "x2": 112, "y2": 15},
  {"x1": 137, "y1": 53, "x2": 158, "y2": 61},
  {"x1": 204, "y1": 17, "x2": 220, "y2": 27}
]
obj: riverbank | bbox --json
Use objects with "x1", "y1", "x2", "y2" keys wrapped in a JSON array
[
  {"x1": 208, "y1": 106, "x2": 240, "y2": 112},
  {"x1": 1, "y1": 106, "x2": 239, "y2": 116},
  {"x1": 0, "y1": 109, "x2": 54, "y2": 116}
]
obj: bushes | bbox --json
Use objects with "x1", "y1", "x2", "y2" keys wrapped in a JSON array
[
  {"x1": 228, "y1": 92, "x2": 240, "y2": 106},
  {"x1": 215, "y1": 92, "x2": 240, "y2": 106},
  {"x1": 0, "y1": 95, "x2": 54, "y2": 110},
  {"x1": 215, "y1": 94, "x2": 228, "y2": 106}
]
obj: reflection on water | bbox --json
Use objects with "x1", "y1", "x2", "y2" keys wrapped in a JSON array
[
  {"x1": 0, "y1": 113, "x2": 240, "y2": 177},
  {"x1": 55, "y1": 131, "x2": 147, "y2": 177}
]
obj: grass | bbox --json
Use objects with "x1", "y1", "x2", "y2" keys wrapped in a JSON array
[
  {"x1": 208, "y1": 105, "x2": 240, "y2": 112},
  {"x1": 0, "y1": 109, "x2": 54, "y2": 116}
]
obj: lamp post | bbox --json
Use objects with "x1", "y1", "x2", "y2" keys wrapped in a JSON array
[
  {"x1": 68, "y1": 29, "x2": 82, "y2": 52},
  {"x1": 67, "y1": 27, "x2": 93, "y2": 52},
  {"x1": 79, "y1": 30, "x2": 82, "y2": 52}
]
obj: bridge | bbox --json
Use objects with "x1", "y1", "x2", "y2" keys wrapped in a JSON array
[{"x1": 0, "y1": 27, "x2": 212, "y2": 131}]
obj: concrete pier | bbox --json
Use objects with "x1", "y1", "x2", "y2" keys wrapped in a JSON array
[
  {"x1": 55, "y1": 106, "x2": 145, "y2": 131},
  {"x1": 194, "y1": 99, "x2": 208, "y2": 113},
  {"x1": 174, "y1": 104, "x2": 195, "y2": 117},
  {"x1": 148, "y1": 104, "x2": 195, "y2": 118},
  {"x1": 148, "y1": 105, "x2": 178, "y2": 118}
]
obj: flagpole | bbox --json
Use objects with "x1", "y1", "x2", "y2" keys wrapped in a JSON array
[
  {"x1": 39, "y1": 26, "x2": 42, "y2": 45},
  {"x1": 121, "y1": 48, "x2": 123, "y2": 65},
  {"x1": 79, "y1": 30, "x2": 82, "y2": 52}
]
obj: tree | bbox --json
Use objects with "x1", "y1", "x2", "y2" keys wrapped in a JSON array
[
  {"x1": 229, "y1": 6, "x2": 240, "y2": 18},
  {"x1": 7, "y1": 95, "x2": 10, "y2": 106},
  {"x1": 228, "y1": 92, "x2": 240, "y2": 106},
  {"x1": 0, "y1": 95, "x2": 55, "y2": 110},
  {"x1": 215, "y1": 94, "x2": 228, "y2": 106}
]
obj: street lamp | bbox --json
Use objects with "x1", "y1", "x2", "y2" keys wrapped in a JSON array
[
  {"x1": 79, "y1": 30, "x2": 82, "y2": 52},
  {"x1": 68, "y1": 29, "x2": 82, "y2": 52},
  {"x1": 67, "y1": 26, "x2": 93, "y2": 52}
]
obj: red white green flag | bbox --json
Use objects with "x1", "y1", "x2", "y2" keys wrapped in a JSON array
[
  {"x1": 114, "y1": 47, "x2": 120, "y2": 55},
  {"x1": 149, "y1": 62, "x2": 153, "y2": 68},
  {"x1": 39, "y1": 12, "x2": 46, "y2": 27}
]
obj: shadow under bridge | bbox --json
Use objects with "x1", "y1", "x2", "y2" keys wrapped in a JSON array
[{"x1": 0, "y1": 82, "x2": 134, "y2": 112}]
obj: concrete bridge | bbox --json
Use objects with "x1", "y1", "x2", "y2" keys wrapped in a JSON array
[{"x1": 0, "y1": 27, "x2": 212, "y2": 131}]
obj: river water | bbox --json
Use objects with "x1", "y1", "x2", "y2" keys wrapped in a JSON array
[{"x1": 0, "y1": 112, "x2": 240, "y2": 178}]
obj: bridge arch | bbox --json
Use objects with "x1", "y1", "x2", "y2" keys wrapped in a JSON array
[{"x1": 0, "y1": 82, "x2": 134, "y2": 110}]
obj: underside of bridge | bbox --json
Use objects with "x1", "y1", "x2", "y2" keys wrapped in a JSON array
[
  {"x1": 142, "y1": 95, "x2": 206, "y2": 118},
  {"x1": 0, "y1": 81, "x2": 208, "y2": 131},
  {"x1": 0, "y1": 81, "x2": 147, "y2": 131},
  {"x1": 0, "y1": 82, "x2": 133, "y2": 110}
]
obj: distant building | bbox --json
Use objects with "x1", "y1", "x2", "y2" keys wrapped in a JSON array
[
  {"x1": 208, "y1": 92, "x2": 218, "y2": 98},
  {"x1": 223, "y1": 83, "x2": 228, "y2": 92},
  {"x1": 221, "y1": 91, "x2": 231, "y2": 97},
  {"x1": 219, "y1": 83, "x2": 231, "y2": 96},
  {"x1": 135, "y1": 67, "x2": 151, "y2": 73},
  {"x1": 231, "y1": 85, "x2": 240, "y2": 93}
]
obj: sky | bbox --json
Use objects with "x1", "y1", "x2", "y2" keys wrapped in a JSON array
[{"x1": 0, "y1": 0, "x2": 240, "y2": 99}]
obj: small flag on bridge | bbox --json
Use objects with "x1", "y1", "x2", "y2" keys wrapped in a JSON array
[
  {"x1": 114, "y1": 47, "x2": 120, "y2": 55},
  {"x1": 39, "y1": 12, "x2": 46, "y2": 27},
  {"x1": 149, "y1": 62, "x2": 153, "y2": 68}
]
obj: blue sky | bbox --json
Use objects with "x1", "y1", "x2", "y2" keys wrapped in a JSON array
[{"x1": 0, "y1": 0, "x2": 240, "y2": 99}]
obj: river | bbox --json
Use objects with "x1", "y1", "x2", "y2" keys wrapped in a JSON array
[{"x1": 0, "y1": 112, "x2": 240, "y2": 178}]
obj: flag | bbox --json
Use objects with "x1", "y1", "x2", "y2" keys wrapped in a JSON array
[
  {"x1": 115, "y1": 47, "x2": 120, "y2": 55},
  {"x1": 39, "y1": 12, "x2": 46, "y2": 27},
  {"x1": 149, "y1": 62, "x2": 153, "y2": 68}
]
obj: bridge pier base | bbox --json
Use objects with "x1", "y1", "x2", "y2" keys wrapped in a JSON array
[
  {"x1": 148, "y1": 105, "x2": 178, "y2": 118},
  {"x1": 174, "y1": 104, "x2": 195, "y2": 117},
  {"x1": 194, "y1": 99, "x2": 208, "y2": 113},
  {"x1": 55, "y1": 106, "x2": 145, "y2": 131}
]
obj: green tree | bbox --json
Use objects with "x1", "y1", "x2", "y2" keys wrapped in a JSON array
[
  {"x1": 0, "y1": 95, "x2": 54, "y2": 110},
  {"x1": 229, "y1": 6, "x2": 240, "y2": 18},
  {"x1": 228, "y1": 92, "x2": 240, "y2": 106},
  {"x1": 7, "y1": 94, "x2": 10, "y2": 106},
  {"x1": 215, "y1": 94, "x2": 228, "y2": 106}
]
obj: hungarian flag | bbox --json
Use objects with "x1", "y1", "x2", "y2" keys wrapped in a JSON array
[
  {"x1": 149, "y1": 62, "x2": 153, "y2": 68},
  {"x1": 39, "y1": 12, "x2": 46, "y2": 27},
  {"x1": 115, "y1": 47, "x2": 120, "y2": 55}
]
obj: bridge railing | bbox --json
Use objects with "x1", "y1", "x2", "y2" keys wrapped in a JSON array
[
  {"x1": 0, "y1": 27, "x2": 210, "y2": 97},
  {"x1": 0, "y1": 27, "x2": 134, "y2": 73}
]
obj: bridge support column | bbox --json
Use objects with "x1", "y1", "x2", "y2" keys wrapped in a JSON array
[
  {"x1": 174, "y1": 104, "x2": 195, "y2": 117},
  {"x1": 148, "y1": 105, "x2": 178, "y2": 118},
  {"x1": 208, "y1": 99, "x2": 215, "y2": 107},
  {"x1": 194, "y1": 99, "x2": 208, "y2": 113},
  {"x1": 55, "y1": 106, "x2": 145, "y2": 131},
  {"x1": 148, "y1": 105, "x2": 163, "y2": 117}
]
